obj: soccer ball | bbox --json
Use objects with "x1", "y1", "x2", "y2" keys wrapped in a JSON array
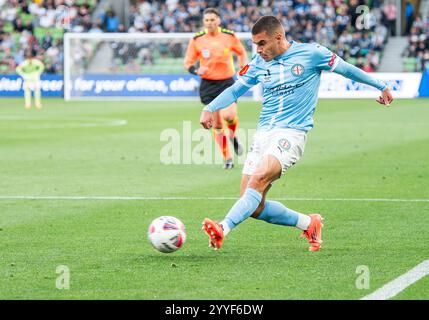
[{"x1": 147, "y1": 216, "x2": 186, "y2": 253}]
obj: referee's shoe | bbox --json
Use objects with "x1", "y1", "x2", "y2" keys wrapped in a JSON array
[{"x1": 224, "y1": 158, "x2": 234, "y2": 170}]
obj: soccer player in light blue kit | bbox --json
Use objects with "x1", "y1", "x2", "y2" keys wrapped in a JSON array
[{"x1": 200, "y1": 16, "x2": 393, "y2": 252}]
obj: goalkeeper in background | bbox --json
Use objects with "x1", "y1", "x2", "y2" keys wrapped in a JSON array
[
  {"x1": 184, "y1": 8, "x2": 248, "y2": 169},
  {"x1": 16, "y1": 52, "x2": 44, "y2": 109}
]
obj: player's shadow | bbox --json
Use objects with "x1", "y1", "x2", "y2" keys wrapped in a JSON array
[{"x1": 135, "y1": 251, "x2": 231, "y2": 264}]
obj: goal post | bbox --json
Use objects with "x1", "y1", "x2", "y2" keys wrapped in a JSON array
[{"x1": 63, "y1": 32, "x2": 260, "y2": 101}]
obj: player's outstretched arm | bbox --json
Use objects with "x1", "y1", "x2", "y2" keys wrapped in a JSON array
[
  {"x1": 200, "y1": 110, "x2": 214, "y2": 129},
  {"x1": 200, "y1": 80, "x2": 251, "y2": 129},
  {"x1": 376, "y1": 87, "x2": 393, "y2": 106},
  {"x1": 333, "y1": 59, "x2": 393, "y2": 106}
]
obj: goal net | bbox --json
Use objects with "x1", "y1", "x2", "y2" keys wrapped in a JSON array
[{"x1": 63, "y1": 32, "x2": 259, "y2": 100}]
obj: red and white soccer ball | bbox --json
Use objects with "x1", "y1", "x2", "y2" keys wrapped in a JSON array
[{"x1": 148, "y1": 216, "x2": 186, "y2": 253}]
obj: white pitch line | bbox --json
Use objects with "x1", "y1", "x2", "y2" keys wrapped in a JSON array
[
  {"x1": 0, "y1": 196, "x2": 428, "y2": 202},
  {"x1": 361, "y1": 260, "x2": 429, "y2": 300},
  {"x1": 0, "y1": 116, "x2": 128, "y2": 129}
]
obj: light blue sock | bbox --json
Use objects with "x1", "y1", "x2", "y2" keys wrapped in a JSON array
[
  {"x1": 256, "y1": 200, "x2": 302, "y2": 227},
  {"x1": 222, "y1": 188, "x2": 262, "y2": 230}
]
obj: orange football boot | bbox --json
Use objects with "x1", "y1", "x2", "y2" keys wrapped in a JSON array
[
  {"x1": 202, "y1": 218, "x2": 224, "y2": 250},
  {"x1": 300, "y1": 214, "x2": 324, "y2": 252}
]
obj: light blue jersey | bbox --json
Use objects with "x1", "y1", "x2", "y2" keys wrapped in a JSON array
[{"x1": 205, "y1": 41, "x2": 387, "y2": 132}]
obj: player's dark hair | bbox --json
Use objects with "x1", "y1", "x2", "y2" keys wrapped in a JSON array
[
  {"x1": 252, "y1": 16, "x2": 283, "y2": 35},
  {"x1": 203, "y1": 8, "x2": 220, "y2": 17}
]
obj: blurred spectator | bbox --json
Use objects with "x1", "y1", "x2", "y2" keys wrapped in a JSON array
[
  {"x1": 362, "y1": 60, "x2": 375, "y2": 72},
  {"x1": 382, "y1": 0, "x2": 397, "y2": 36},
  {"x1": 347, "y1": 0, "x2": 361, "y2": 29},
  {"x1": 138, "y1": 0, "x2": 152, "y2": 20},
  {"x1": 423, "y1": 50, "x2": 429, "y2": 73},
  {"x1": 89, "y1": 21, "x2": 103, "y2": 33},
  {"x1": 335, "y1": 6, "x2": 350, "y2": 36},
  {"x1": 103, "y1": 10, "x2": 119, "y2": 32},
  {"x1": 403, "y1": 14, "x2": 429, "y2": 72},
  {"x1": 405, "y1": 1, "x2": 414, "y2": 35}
]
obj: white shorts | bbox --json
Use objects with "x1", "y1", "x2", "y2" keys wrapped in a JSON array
[{"x1": 242, "y1": 128, "x2": 307, "y2": 176}]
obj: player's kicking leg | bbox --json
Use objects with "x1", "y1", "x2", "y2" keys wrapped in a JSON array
[
  {"x1": 299, "y1": 214, "x2": 324, "y2": 252},
  {"x1": 203, "y1": 137, "x2": 323, "y2": 251},
  {"x1": 203, "y1": 155, "x2": 281, "y2": 249},
  {"x1": 221, "y1": 103, "x2": 243, "y2": 156}
]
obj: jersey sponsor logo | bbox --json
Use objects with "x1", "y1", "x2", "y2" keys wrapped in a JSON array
[
  {"x1": 291, "y1": 64, "x2": 305, "y2": 77},
  {"x1": 202, "y1": 49, "x2": 210, "y2": 59},
  {"x1": 239, "y1": 64, "x2": 249, "y2": 76},
  {"x1": 278, "y1": 138, "x2": 291, "y2": 151},
  {"x1": 268, "y1": 82, "x2": 305, "y2": 96},
  {"x1": 328, "y1": 53, "x2": 337, "y2": 67}
]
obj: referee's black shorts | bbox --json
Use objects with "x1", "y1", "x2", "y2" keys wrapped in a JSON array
[{"x1": 199, "y1": 77, "x2": 235, "y2": 105}]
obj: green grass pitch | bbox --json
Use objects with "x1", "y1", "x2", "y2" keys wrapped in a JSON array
[{"x1": 0, "y1": 97, "x2": 428, "y2": 300}]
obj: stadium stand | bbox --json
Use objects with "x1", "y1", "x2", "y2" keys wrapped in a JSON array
[
  {"x1": 122, "y1": 0, "x2": 390, "y2": 72},
  {"x1": 1, "y1": 0, "x2": 425, "y2": 75},
  {"x1": 402, "y1": 13, "x2": 429, "y2": 72},
  {"x1": 0, "y1": 0, "x2": 98, "y2": 74}
]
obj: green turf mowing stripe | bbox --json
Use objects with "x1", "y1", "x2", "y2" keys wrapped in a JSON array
[
  {"x1": 361, "y1": 260, "x2": 429, "y2": 300},
  {"x1": 0, "y1": 196, "x2": 428, "y2": 202}
]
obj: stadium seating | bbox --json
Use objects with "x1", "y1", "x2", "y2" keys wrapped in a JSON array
[
  {"x1": 0, "y1": 0, "x2": 97, "y2": 74},
  {"x1": 402, "y1": 15, "x2": 429, "y2": 72},
  {"x1": 1, "y1": 0, "x2": 424, "y2": 75}
]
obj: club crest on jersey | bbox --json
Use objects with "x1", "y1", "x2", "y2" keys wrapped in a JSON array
[
  {"x1": 202, "y1": 49, "x2": 210, "y2": 59},
  {"x1": 291, "y1": 64, "x2": 305, "y2": 77},
  {"x1": 278, "y1": 138, "x2": 291, "y2": 151}
]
